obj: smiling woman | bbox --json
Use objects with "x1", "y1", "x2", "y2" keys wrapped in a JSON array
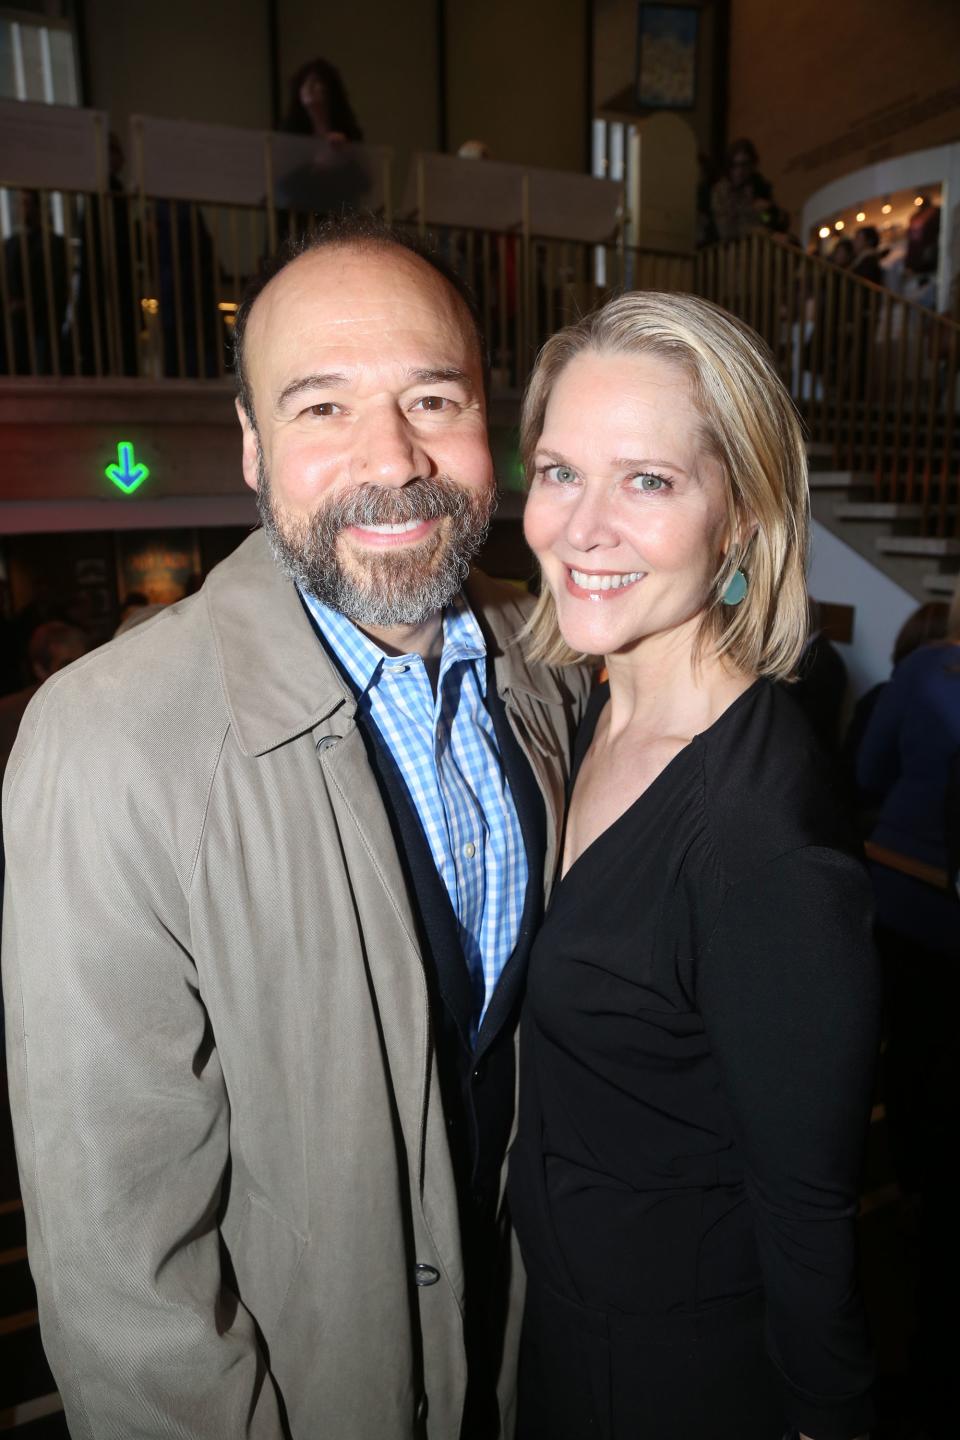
[
  {"x1": 520, "y1": 291, "x2": 809, "y2": 678},
  {"x1": 508, "y1": 292, "x2": 880, "y2": 1440}
]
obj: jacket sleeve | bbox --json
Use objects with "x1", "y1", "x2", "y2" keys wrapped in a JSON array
[
  {"x1": 2, "y1": 685, "x2": 286, "y2": 1440},
  {"x1": 697, "y1": 846, "x2": 880, "y2": 1440}
]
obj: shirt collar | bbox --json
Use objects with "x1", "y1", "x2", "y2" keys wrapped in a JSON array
[{"x1": 299, "y1": 587, "x2": 487, "y2": 700}]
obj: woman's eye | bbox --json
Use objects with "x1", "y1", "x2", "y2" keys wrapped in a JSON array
[
  {"x1": 632, "y1": 472, "x2": 670, "y2": 492},
  {"x1": 550, "y1": 465, "x2": 577, "y2": 484}
]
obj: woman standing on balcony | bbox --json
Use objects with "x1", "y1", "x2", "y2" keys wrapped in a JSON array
[{"x1": 508, "y1": 292, "x2": 879, "y2": 1440}]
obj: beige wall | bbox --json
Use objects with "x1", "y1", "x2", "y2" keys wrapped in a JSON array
[
  {"x1": 446, "y1": 0, "x2": 588, "y2": 171},
  {"x1": 728, "y1": 0, "x2": 960, "y2": 225},
  {"x1": 83, "y1": 0, "x2": 272, "y2": 140},
  {"x1": 82, "y1": 0, "x2": 596, "y2": 187},
  {"x1": 593, "y1": 0, "x2": 717, "y2": 159}
]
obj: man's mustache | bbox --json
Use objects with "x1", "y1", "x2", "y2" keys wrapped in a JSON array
[{"x1": 318, "y1": 477, "x2": 492, "y2": 532}]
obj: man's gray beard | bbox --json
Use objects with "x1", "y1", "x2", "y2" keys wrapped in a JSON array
[{"x1": 256, "y1": 451, "x2": 496, "y2": 627}]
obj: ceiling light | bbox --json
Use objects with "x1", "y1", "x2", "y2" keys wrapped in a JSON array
[
  {"x1": 856, "y1": 211, "x2": 866, "y2": 222},
  {"x1": 834, "y1": 220, "x2": 844, "y2": 230},
  {"x1": 881, "y1": 203, "x2": 892, "y2": 214},
  {"x1": 818, "y1": 226, "x2": 830, "y2": 239}
]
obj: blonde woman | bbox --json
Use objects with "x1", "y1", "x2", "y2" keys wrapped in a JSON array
[{"x1": 507, "y1": 293, "x2": 879, "y2": 1440}]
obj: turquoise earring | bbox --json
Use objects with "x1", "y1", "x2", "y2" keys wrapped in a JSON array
[{"x1": 721, "y1": 569, "x2": 748, "y2": 606}]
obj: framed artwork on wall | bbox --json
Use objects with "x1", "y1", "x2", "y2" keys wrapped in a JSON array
[{"x1": 635, "y1": 4, "x2": 699, "y2": 110}]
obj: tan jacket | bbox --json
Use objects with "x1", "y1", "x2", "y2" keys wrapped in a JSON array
[{"x1": 2, "y1": 531, "x2": 589, "y2": 1440}]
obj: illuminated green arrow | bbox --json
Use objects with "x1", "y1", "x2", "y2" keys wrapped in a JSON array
[{"x1": 105, "y1": 441, "x2": 150, "y2": 494}]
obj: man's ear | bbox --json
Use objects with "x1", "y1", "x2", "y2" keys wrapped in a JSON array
[{"x1": 236, "y1": 398, "x2": 260, "y2": 495}]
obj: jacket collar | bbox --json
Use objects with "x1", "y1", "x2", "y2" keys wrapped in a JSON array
[{"x1": 206, "y1": 529, "x2": 564, "y2": 757}]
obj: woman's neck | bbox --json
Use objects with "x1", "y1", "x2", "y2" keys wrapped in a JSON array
[
  {"x1": 603, "y1": 617, "x2": 756, "y2": 743},
  {"x1": 306, "y1": 103, "x2": 330, "y2": 136}
]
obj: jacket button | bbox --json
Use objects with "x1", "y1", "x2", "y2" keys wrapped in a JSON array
[
  {"x1": 472, "y1": 1057, "x2": 487, "y2": 1084},
  {"x1": 316, "y1": 735, "x2": 340, "y2": 752},
  {"x1": 414, "y1": 1262, "x2": 440, "y2": 1286}
]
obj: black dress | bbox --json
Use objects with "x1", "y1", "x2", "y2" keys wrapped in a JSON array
[{"x1": 509, "y1": 680, "x2": 880, "y2": 1440}]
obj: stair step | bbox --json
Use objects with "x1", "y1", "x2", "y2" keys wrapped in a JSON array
[
  {"x1": 808, "y1": 470, "x2": 870, "y2": 490},
  {"x1": 922, "y1": 572, "x2": 959, "y2": 596},
  {"x1": 876, "y1": 536, "x2": 960, "y2": 557},
  {"x1": 833, "y1": 503, "x2": 924, "y2": 521}
]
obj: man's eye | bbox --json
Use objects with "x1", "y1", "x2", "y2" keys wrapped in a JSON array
[
  {"x1": 306, "y1": 402, "x2": 340, "y2": 417},
  {"x1": 414, "y1": 395, "x2": 452, "y2": 412}
]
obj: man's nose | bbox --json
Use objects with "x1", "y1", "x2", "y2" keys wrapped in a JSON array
[
  {"x1": 351, "y1": 405, "x2": 430, "y2": 487},
  {"x1": 565, "y1": 484, "x2": 619, "y2": 552}
]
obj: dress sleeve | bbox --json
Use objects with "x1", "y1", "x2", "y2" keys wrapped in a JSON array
[{"x1": 698, "y1": 846, "x2": 881, "y2": 1440}]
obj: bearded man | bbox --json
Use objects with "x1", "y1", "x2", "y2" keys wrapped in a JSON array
[{"x1": 2, "y1": 217, "x2": 588, "y2": 1439}]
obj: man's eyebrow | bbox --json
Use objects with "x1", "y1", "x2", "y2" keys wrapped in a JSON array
[
  {"x1": 275, "y1": 373, "x2": 348, "y2": 409},
  {"x1": 405, "y1": 366, "x2": 474, "y2": 390}
]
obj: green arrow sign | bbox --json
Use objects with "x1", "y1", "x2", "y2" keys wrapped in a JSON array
[{"x1": 105, "y1": 441, "x2": 150, "y2": 494}]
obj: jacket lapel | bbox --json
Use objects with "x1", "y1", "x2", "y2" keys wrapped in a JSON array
[
  {"x1": 358, "y1": 720, "x2": 476, "y2": 1051},
  {"x1": 475, "y1": 674, "x2": 546, "y2": 1056}
]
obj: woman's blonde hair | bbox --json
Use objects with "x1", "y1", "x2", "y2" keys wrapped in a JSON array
[{"x1": 520, "y1": 291, "x2": 810, "y2": 680}]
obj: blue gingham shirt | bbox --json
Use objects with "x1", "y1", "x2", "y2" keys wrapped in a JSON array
[{"x1": 301, "y1": 589, "x2": 528, "y2": 1037}]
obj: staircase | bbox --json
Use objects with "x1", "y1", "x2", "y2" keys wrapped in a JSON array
[{"x1": 693, "y1": 233, "x2": 960, "y2": 608}]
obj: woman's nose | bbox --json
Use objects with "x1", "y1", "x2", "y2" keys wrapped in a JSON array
[{"x1": 565, "y1": 485, "x2": 619, "y2": 552}]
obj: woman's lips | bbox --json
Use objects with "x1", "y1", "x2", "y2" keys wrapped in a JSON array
[{"x1": 564, "y1": 565, "x2": 645, "y2": 599}]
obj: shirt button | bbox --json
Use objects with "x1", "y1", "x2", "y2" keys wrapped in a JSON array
[
  {"x1": 463, "y1": 841, "x2": 476, "y2": 859},
  {"x1": 414, "y1": 1262, "x2": 440, "y2": 1286}
]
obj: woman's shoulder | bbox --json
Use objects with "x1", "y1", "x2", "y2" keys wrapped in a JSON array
[{"x1": 696, "y1": 679, "x2": 856, "y2": 881}]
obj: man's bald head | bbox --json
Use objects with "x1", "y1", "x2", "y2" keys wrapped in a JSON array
[{"x1": 232, "y1": 214, "x2": 488, "y2": 427}]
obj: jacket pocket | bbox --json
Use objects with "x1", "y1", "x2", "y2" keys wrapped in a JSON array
[{"x1": 231, "y1": 1192, "x2": 307, "y2": 1338}]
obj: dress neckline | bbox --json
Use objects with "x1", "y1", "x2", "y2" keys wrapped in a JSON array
[{"x1": 558, "y1": 677, "x2": 764, "y2": 887}]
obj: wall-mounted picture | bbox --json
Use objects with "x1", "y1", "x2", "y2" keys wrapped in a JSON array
[{"x1": 635, "y1": 4, "x2": 699, "y2": 109}]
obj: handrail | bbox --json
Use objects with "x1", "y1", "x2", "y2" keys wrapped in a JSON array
[
  {"x1": 864, "y1": 841, "x2": 951, "y2": 892},
  {"x1": 693, "y1": 229, "x2": 960, "y2": 540}
]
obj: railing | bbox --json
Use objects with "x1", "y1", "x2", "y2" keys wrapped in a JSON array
[
  {"x1": 0, "y1": 185, "x2": 693, "y2": 389},
  {"x1": 694, "y1": 232, "x2": 960, "y2": 539},
  {"x1": 3, "y1": 189, "x2": 957, "y2": 540}
]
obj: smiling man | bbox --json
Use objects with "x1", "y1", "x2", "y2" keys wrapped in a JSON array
[{"x1": 2, "y1": 217, "x2": 588, "y2": 1439}]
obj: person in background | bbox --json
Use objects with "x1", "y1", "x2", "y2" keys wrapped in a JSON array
[
  {"x1": 831, "y1": 236, "x2": 854, "y2": 269},
  {"x1": 905, "y1": 194, "x2": 940, "y2": 282},
  {"x1": 786, "y1": 596, "x2": 848, "y2": 753},
  {"x1": 856, "y1": 577, "x2": 960, "y2": 1440},
  {"x1": 509, "y1": 290, "x2": 879, "y2": 1440},
  {"x1": 0, "y1": 620, "x2": 87, "y2": 889},
  {"x1": 116, "y1": 589, "x2": 150, "y2": 628},
  {"x1": 841, "y1": 600, "x2": 949, "y2": 813},
  {"x1": 281, "y1": 57, "x2": 363, "y2": 142},
  {"x1": 709, "y1": 139, "x2": 783, "y2": 243},
  {"x1": 77, "y1": 131, "x2": 139, "y2": 377},
  {"x1": 0, "y1": 190, "x2": 70, "y2": 377},
  {"x1": 277, "y1": 59, "x2": 368, "y2": 218},
  {"x1": 851, "y1": 225, "x2": 885, "y2": 287},
  {"x1": 0, "y1": 620, "x2": 87, "y2": 778}
]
